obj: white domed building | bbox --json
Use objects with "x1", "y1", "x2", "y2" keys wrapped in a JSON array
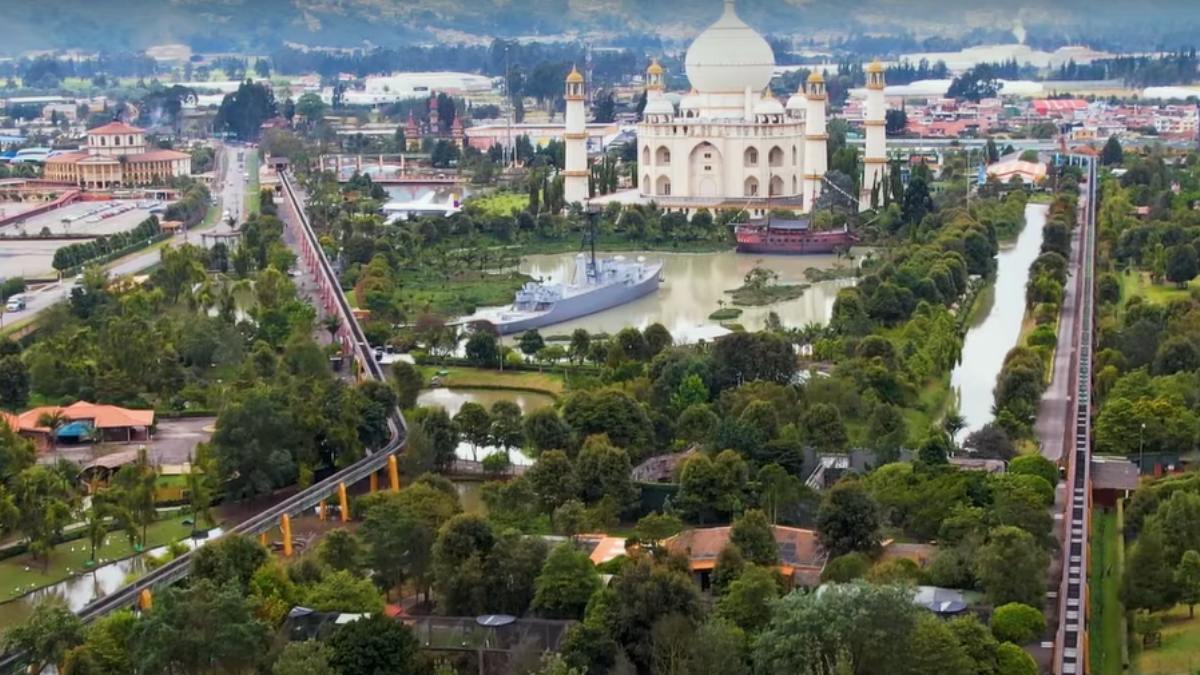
[
  {"x1": 632, "y1": 0, "x2": 853, "y2": 214},
  {"x1": 561, "y1": 0, "x2": 888, "y2": 216}
]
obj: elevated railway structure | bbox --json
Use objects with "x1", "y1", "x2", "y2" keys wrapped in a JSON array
[
  {"x1": 1055, "y1": 155, "x2": 1098, "y2": 675},
  {"x1": 0, "y1": 171, "x2": 407, "y2": 673}
]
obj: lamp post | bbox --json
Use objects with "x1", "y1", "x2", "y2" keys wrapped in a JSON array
[{"x1": 1139, "y1": 422, "x2": 1146, "y2": 473}]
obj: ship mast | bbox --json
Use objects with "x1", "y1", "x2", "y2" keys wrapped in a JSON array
[{"x1": 583, "y1": 204, "x2": 600, "y2": 281}]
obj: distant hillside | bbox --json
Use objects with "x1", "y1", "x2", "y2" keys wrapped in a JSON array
[{"x1": 5, "y1": 0, "x2": 1200, "y2": 55}]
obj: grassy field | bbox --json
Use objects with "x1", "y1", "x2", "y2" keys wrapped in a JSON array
[
  {"x1": 1133, "y1": 604, "x2": 1200, "y2": 675},
  {"x1": 1120, "y1": 269, "x2": 1196, "y2": 306},
  {"x1": 396, "y1": 271, "x2": 530, "y2": 318},
  {"x1": 0, "y1": 517, "x2": 196, "y2": 603},
  {"x1": 1090, "y1": 508, "x2": 1125, "y2": 675},
  {"x1": 245, "y1": 152, "x2": 261, "y2": 216},
  {"x1": 418, "y1": 365, "x2": 565, "y2": 396},
  {"x1": 469, "y1": 192, "x2": 529, "y2": 217}
]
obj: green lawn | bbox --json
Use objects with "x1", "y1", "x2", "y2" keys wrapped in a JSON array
[
  {"x1": 1133, "y1": 605, "x2": 1200, "y2": 675},
  {"x1": 0, "y1": 517, "x2": 196, "y2": 603},
  {"x1": 245, "y1": 152, "x2": 261, "y2": 216},
  {"x1": 468, "y1": 192, "x2": 529, "y2": 217},
  {"x1": 1120, "y1": 269, "x2": 1196, "y2": 306},
  {"x1": 1089, "y1": 508, "x2": 1125, "y2": 675},
  {"x1": 417, "y1": 365, "x2": 565, "y2": 396}
]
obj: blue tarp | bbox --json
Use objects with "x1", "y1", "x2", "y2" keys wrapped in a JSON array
[{"x1": 56, "y1": 421, "x2": 93, "y2": 438}]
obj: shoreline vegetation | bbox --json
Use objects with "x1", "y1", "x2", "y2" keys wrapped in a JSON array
[{"x1": 708, "y1": 307, "x2": 744, "y2": 321}]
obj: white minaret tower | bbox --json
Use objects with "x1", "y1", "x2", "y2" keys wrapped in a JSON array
[
  {"x1": 862, "y1": 58, "x2": 888, "y2": 211},
  {"x1": 563, "y1": 64, "x2": 590, "y2": 207},
  {"x1": 802, "y1": 72, "x2": 828, "y2": 210}
]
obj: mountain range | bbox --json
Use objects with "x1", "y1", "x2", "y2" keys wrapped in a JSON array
[{"x1": 6, "y1": 0, "x2": 1200, "y2": 55}]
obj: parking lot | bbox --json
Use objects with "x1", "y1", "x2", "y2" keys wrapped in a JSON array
[
  {"x1": 39, "y1": 417, "x2": 216, "y2": 468},
  {"x1": 1, "y1": 201, "x2": 162, "y2": 238},
  {"x1": 0, "y1": 200, "x2": 164, "y2": 276}
]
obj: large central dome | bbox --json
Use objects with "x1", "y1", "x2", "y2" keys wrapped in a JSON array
[{"x1": 684, "y1": 0, "x2": 776, "y2": 95}]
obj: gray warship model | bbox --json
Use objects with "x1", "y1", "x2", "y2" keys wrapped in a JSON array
[{"x1": 465, "y1": 215, "x2": 664, "y2": 335}]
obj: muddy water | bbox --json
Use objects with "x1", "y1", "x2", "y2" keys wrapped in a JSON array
[
  {"x1": 950, "y1": 204, "x2": 1050, "y2": 433},
  {"x1": 0, "y1": 528, "x2": 226, "y2": 631}
]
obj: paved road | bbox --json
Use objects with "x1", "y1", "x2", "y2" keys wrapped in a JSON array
[
  {"x1": 3, "y1": 146, "x2": 247, "y2": 328},
  {"x1": 1036, "y1": 186, "x2": 1088, "y2": 463}
]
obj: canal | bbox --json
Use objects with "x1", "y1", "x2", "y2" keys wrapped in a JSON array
[
  {"x1": 951, "y1": 204, "x2": 1050, "y2": 433},
  {"x1": 0, "y1": 528, "x2": 225, "y2": 631}
]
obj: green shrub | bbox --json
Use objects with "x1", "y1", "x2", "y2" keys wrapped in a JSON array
[
  {"x1": 1008, "y1": 455, "x2": 1059, "y2": 488},
  {"x1": 990, "y1": 602, "x2": 1047, "y2": 644},
  {"x1": 820, "y1": 552, "x2": 872, "y2": 583}
]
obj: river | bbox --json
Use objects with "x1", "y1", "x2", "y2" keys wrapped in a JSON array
[{"x1": 950, "y1": 203, "x2": 1050, "y2": 433}]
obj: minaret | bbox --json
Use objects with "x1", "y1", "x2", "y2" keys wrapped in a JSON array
[
  {"x1": 862, "y1": 58, "x2": 888, "y2": 211},
  {"x1": 428, "y1": 92, "x2": 440, "y2": 134},
  {"x1": 803, "y1": 72, "x2": 828, "y2": 210},
  {"x1": 563, "y1": 65, "x2": 589, "y2": 206}
]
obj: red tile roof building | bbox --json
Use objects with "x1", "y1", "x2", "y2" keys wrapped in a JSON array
[
  {"x1": 44, "y1": 121, "x2": 191, "y2": 188},
  {"x1": 2, "y1": 401, "x2": 155, "y2": 451}
]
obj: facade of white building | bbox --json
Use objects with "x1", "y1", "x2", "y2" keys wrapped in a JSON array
[{"x1": 562, "y1": 0, "x2": 887, "y2": 215}]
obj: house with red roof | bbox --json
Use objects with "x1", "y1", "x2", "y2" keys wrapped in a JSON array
[
  {"x1": 1, "y1": 401, "x2": 155, "y2": 451},
  {"x1": 44, "y1": 121, "x2": 192, "y2": 188}
]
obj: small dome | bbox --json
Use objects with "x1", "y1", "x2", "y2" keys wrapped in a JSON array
[
  {"x1": 866, "y1": 57, "x2": 884, "y2": 74},
  {"x1": 756, "y1": 94, "x2": 784, "y2": 115},
  {"x1": 644, "y1": 94, "x2": 675, "y2": 116},
  {"x1": 647, "y1": 58, "x2": 664, "y2": 75},
  {"x1": 807, "y1": 71, "x2": 825, "y2": 84},
  {"x1": 685, "y1": 0, "x2": 775, "y2": 94},
  {"x1": 680, "y1": 92, "x2": 701, "y2": 110},
  {"x1": 786, "y1": 92, "x2": 806, "y2": 110},
  {"x1": 566, "y1": 65, "x2": 584, "y2": 84}
]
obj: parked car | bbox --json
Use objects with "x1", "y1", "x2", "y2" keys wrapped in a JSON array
[{"x1": 6, "y1": 296, "x2": 26, "y2": 312}]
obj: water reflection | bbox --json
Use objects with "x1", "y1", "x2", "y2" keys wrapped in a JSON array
[
  {"x1": 951, "y1": 204, "x2": 1049, "y2": 433},
  {"x1": 0, "y1": 528, "x2": 225, "y2": 630},
  {"x1": 415, "y1": 388, "x2": 555, "y2": 467},
  {"x1": 474, "y1": 250, "x2": 862, "y2": 341}
]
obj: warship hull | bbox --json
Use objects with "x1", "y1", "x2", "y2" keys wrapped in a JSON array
[{"x1": 476, "y1": 261, "x2": 663, "y2": 335}]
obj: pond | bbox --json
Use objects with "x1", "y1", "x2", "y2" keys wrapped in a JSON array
[
  {"x1": 415, "y1": 387, "x2": 556, "y2": 467},
  {"x1": 466, "y1": 249, "x2": 865, "y2": 342}
]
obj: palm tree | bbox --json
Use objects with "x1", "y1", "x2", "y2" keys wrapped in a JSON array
[
  {"x1": 113, "y1": 447, "x2": 157, "y2": 550},
  {"x1": 36, "y1": 410, "x2": 70, "y2": 453},
  {"x1": 943, "y1": 409, "x2": 967, "y2": 449},
  {"x1": 184, "y1": 445, "x2": 217, "y2": 538},
  {"x1": 323, "y1": 315, "x2": 341, "y2": 343}
]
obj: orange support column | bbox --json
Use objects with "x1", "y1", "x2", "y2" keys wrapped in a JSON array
[
  {"x1": 338, "y1": 482, "x2": 349, "y2": 522},
  {"x1": 319, "y1": 500, "x2": 327, "y2": 521},
  {"x1": 388, "y1": 455, "x2": 400, "y2": 492},
  {"x1": 281, "y1": 514, "x2": 293, "y2": 557},
  {"x1": 260, "y1": 532, "x2": 268, "y2": 547},
  {"x1": 138, "y1": 589, "x2": 152, "y2": 611},
  {"x1": 369, "y1": 472, "x2": 379, "y2": 493},
  {"x1": 1083, "y1": 631, "x2": 1090, "y2": 675}
]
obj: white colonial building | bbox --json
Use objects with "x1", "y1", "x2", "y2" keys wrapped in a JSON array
[
  {"x1": 44, "y1": 121, "x2": 192, "y2": 189},
  {"x1": 567, "y1": 0, "x2": 888, "y2": 215}
]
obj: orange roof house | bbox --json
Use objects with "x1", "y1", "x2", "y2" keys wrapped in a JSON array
[
  {"x1": 6, "y1": 401, "x2": 155, "y2": 450},
  {"x1": 665, "y1": 525, "x2": 830, "y2": 588}
]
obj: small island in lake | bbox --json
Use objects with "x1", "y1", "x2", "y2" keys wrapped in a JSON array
[{"x1": 725, "y1": 262, "x2": 811, "y2": 306}]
